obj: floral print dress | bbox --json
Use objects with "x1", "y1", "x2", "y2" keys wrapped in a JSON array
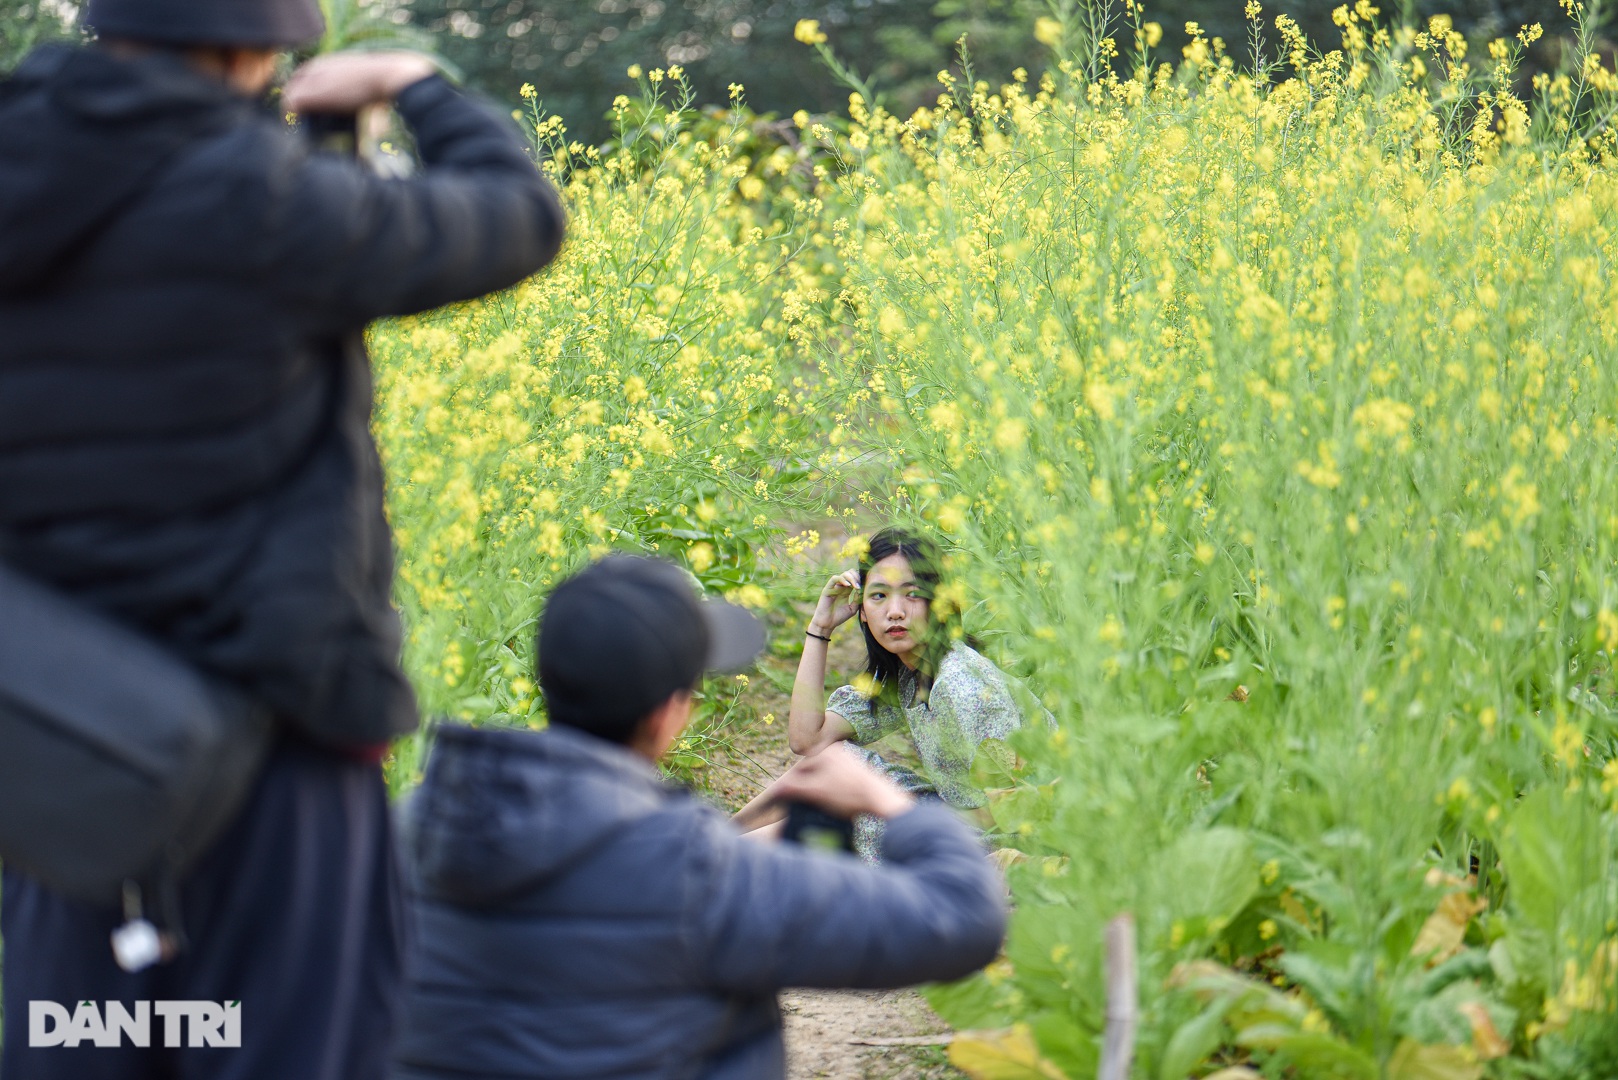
[{"x1": 825, "y1": 643, "x2": 1038, "y2": 859}]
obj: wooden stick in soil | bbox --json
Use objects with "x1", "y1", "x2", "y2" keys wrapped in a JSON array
[{"x1": 1098, "y1": 914, "x2": 1138, "y2": 1080}]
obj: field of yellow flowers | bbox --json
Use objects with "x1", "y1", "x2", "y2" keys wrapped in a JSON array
[{"x1": 373, "y1": 4, "x2": 1618, "y2": 1076}]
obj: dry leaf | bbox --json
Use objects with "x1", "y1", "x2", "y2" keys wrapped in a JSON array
[
  {"x1": 1279, "y1": 890, "x2": 1316, "y2": 931},
  {"x1": 1166, "y1": 959, "x2": 1232, "y2": 991},
  {"x1": 1409, "y1": 891, "x2": 1487, "y2": 963},
  {"x1": 947, "y1": 1025, "x2": 1069, "y2": 1080},
  {"x1": 1456, "y1": 1002, "x2": 1510, "y2": 1060},
  {"x1": 1385, "y1": 1039, "x2": 1482, "y2": 1080},
  {"x1": 988, "y1": 847, "x2": 1029, "y2": 872}
]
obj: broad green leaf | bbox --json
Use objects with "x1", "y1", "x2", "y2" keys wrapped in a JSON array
[
  {"x1": 1169, "y1": 962, "x2": 1307, "y2": 1028},
  {"x1": 1234, "y1": 1027, "x2": 1379, "y2": 1079},
  {"x1": 1164, "y1": 827, "x2": 1261, "y2": 931},
  {"x1": 1030, "y1": 1013, "x2": 1099, "y2": 1078},
  {"x1": 1277, "y1": 945, "x2": 1360, "y2": 1025},
  {"x1": 972, "y1": 739, "x2": 1026, "y2": 789},
  {"x1": 1158, "y1": 996, "x2": 1237, "y2": 1080},
  {"x1": 986, "y1": 779, "x2": 1060, "y2": 834},
  {"x1": 1493, "y1": 786, "x2": 1602, "y2": 941},
  {"x1": 1406, "y1": 977, "x2": 1517, "y2": 1053},
  {"x1": 926, "y1": 971, "x2": 1018, "y2": 1032},
  {"x1": 1492, "y1": 789, "x2": 1566, "y2": 938}
]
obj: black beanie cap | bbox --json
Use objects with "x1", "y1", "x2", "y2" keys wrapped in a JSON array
[{"x1": 86, "y1": 0, "x2": 325, "y2": 48}]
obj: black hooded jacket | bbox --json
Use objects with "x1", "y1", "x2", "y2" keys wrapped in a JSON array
[
  {"x1": 0, "y1": 46, "x2": 565, "y2": 745},
  {"x1": 394, "y1": 724, "x2": 1008, "y2": 1080}
]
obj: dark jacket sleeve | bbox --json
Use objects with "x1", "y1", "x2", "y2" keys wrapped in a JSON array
[
  {"x1": 263, "y1": 75, "x2": 565, "y2": 328},
  {"x1": 687, "y1": 804, "x2": 1007, "y2": 993}
]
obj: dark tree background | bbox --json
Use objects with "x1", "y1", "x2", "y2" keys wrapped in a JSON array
[
  {"x1": 1, "y1": 0, "x2": 81, "y2": 68},
  {"x1": 407, "y1": 0, "x2": 1577, "y2": 142},
  {"x1": 1, "y1": 0, "x2": 1587, "y2": 143},
  {"x1": 405, "y1": 0, "x2": 1026, "y2": 141}
]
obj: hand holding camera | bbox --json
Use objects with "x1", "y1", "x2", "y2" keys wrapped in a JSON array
[
  {"x1": 286, "y1": 52, "x2": 438, "y2": 164},
  {"x1": 282, "y1": 51, "x2": 438, "y2": 115},
  {"x1": 767, "y1": 744, "x2": 915, "y2": 822}
]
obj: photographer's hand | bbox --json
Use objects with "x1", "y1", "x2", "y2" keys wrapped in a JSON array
[
  {"x1": 766, "y1": 744, "x2": 914, "y2": 821},
  {"x1": 283, "y1": 51, "x2": 438, "y2": 114}
]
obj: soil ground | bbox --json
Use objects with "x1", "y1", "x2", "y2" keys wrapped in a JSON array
[
  {"x1": 782, "y1": 989, "x2": 957, "y2": 1080},
  {"x1": 685, "y1": 584, "x2": 964, "y2": 1080}
]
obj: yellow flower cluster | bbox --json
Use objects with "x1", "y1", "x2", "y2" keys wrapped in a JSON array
[
  {"x1": 798, "y1": 8, "x2": 1618, "y2": 1077},
  {"x1": 371, "y1": 10, "x2": 1618, "y2": 1074},
  {"x1": 372, "y1": 73, "x2": 842, "y2": 720}
]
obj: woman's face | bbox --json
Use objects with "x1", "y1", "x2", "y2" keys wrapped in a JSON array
[{"x1": 859, "y1": 553, "x2": 931, "y2": 664}]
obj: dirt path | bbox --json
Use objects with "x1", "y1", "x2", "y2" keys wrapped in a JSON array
[
  {"x1": 689, "y1": 601, "x2": 965, "y2": 1080},
  {"x1": 783, "y1": 989, "x2": 957, "y2": 1080}
]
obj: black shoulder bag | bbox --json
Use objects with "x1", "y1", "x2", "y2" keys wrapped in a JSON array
[{"x1": 0, "y1": 561, "x2": 272, "y2": 961}]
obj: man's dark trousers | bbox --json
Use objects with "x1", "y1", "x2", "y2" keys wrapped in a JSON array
[{"x1": 0, "y1": 736, "x2": 402, "y2": 1080}]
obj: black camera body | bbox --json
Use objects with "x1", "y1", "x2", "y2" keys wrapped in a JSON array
[
  {"x1": 301, "y1": 111, "x2": 359, "y2": 157},
  {"x1": 780, "y1": 801, "x2": 856, "y2": 854}
]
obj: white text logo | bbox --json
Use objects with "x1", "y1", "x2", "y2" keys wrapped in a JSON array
[{"x1": 28, "y1": 1001, "x2": 241, "y2": 1048}]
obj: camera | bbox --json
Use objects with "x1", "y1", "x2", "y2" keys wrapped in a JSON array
[
  {"x1": 300, "y1": 111, "x2": 360, "y2": 158},
  {"x1": 781, "y1": 801, "x2": 856, "y2": 854}
]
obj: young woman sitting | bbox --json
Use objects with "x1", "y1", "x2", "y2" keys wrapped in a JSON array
[{"x1": 740, "y1": 528, "x2": 1042, "y2": 854}]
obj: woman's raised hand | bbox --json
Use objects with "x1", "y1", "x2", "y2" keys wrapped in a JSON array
[{"x1": 808, "y1": 569, "x2": 861, "y2": 637}]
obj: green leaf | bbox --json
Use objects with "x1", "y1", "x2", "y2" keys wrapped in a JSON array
[
  {"x1": 1164, "y1": 827, "x2": 1261, "y2": 932},
  {"x1": 1158, "y1": 996, "x2": 1237, "y2": 1080},
  {"x1": 1029, "y1": 1012, "x2": 1099, "y2": 1078},
  {"x1": 1277, "y1": 945, "x2": 1358, "y2": 1027},
  {"x1": 986, "y1": 779, "x2": 1059, "y2": 835},
  {"x1": 970, "y1": 739, "x2": 1027, "y2": 789},
  {"x1": 1406, "y1": 978, "x2": 1516, "y2": 1052},
  {"x1": 925, "y1": 971, "x2": 1017, "y2": 1032},
  {"x1": 1493, "y1": 787, "x2": 1571, "y2": 938},
  {"x1": 1234, "y1": 1026, "x2": 1379, "y2": 1079}
]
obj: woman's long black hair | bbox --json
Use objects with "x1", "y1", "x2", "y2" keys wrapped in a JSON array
[{"x1": 857, "y1": 527, "x2": 946, "y2": 696}]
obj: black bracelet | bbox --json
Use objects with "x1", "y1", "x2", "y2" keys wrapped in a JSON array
[{"x1": 805, "y1": 629, "x2": 832, "y2": 643}]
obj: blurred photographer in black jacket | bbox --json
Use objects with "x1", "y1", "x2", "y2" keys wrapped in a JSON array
[{"x1": 0, "y1": 1, "x2": 564, "y2": 1076}]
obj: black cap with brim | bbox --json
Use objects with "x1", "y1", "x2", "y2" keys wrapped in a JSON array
[
  {"x1": 538, "y1": 556, "x2": 766, "y2": 738},
  {"x1": 702, "y1": 599, "x2": 767, "y2": 674},
  {"x1": 86, "y1": 0, "x2": 326, "y2": 47}
]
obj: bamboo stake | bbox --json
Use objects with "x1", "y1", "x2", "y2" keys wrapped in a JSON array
[{"x1": 1098, "y1": 914, "x2": 1138, "y2": 1080}]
